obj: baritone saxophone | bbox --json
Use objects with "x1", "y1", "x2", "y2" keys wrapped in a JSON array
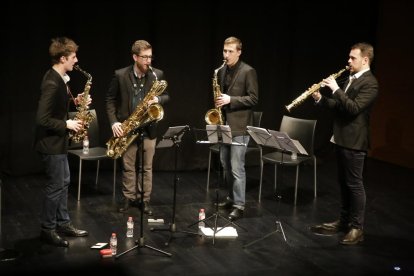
[{"x1": 106, "y1": 67, "x2": 167, "y2": 159}]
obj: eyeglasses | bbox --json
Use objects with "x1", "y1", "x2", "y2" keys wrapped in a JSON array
[{"x1": 138, "y1": 55, "x2": 154, "y2": 61}]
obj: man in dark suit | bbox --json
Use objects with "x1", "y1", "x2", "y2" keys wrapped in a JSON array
[
  {"x1": 106, "y1": 40, "x2": 169, "y2": 215},
  {"x1": 214, "y1": 36, "x2": 259, "y2": 220},
  {"x1": 310, "y1": 42, "x2": 379, "y2": 245},
  {"x1": 35, "y1": 37, "x2": 89, "y2": 247}
]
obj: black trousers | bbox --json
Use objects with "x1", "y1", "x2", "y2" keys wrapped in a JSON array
[{"x1": 336, "y1": 146, "x2": 367, "y2": 229}]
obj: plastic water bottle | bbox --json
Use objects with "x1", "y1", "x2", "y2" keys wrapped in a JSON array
[
  {"x1": 198, "y1": 208, "x2": 206, "y2": 228},
  {"x1": 110, "y1": 233, "x2": 117, "y2": 255},
  {"x1": 83, "y1": 135, "x2": 89, "y2": 154},
  {"x1": 126, "y1": 216, "x2": 134, "y2": 238}
]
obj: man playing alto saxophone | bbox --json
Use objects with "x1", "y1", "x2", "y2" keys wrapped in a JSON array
[
  {"x1": 106, "y1": 40, "x2": 170, "y2": 215},
  {"x1": 214, "y1": 36, "x2": 259, "y2": 221}
]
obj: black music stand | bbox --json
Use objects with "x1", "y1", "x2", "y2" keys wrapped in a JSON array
[
  {"x1": 150, "y1": 125, "x2": 201, "y2": 245},
  {"x1": 189, "y1": 125, "x2": 247, "y2": 245},
  {"x1": 116, "y1": 129, "x2": 172, "y2": 259},
  {"x1": 242, "y1": 126, "x2": 308, "y2": 247}
]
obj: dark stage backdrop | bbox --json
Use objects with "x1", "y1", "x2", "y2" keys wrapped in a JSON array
[{"x1": 2, "y1": 1, "x2": 413, "y2": 175}]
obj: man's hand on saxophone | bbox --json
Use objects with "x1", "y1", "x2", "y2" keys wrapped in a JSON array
[
  {"x1": 322, "y1": 76, "x2": 340, "y2": 93},
  {"x1": 74, "y1": 92, "x2": 92, "y2": 106},
  {"x1": 147, "y1": 96, "x2": 159, "y2": 106},
  {"x1": 66, "y1": 119, "x2": 83, "y2": 132},
  {"x1": 215, "y1": 93, "x2": 230, "y2": 107},
  {"x1": 112, "y1": 122, "x2": 124, "y2": 137},
  {"x1": 312, "y1": 76, "x2": 340, "y2": 102}
]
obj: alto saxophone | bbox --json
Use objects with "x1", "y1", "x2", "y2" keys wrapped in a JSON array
[
  {"x1": 285, "y1": 66, "x2": 349, "y2": 112},
  {"x1": 68, "y1": 65, "x2": 94, "y2": 143},
  {"x1": 106, "y1": 67, "x2": 167, "y2": 159},
  {"x1": 205, "y1": 60, "x2": 227, "y2": 125}
]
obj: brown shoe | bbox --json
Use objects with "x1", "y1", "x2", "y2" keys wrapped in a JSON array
[
  {"x1": 310, "y1": 220, "x2": 348, "y2": 236},
  {"x1": 340, "y1": 228, "x2": 364, "y2": 245}
]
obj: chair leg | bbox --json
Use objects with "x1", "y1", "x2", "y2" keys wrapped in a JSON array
[
  {"x1": 258, "y1": 159, "x2": 264, "y2": 203},
  {"x1": 294, "y1": 165, "x2": 299, "y2": 205},
  {"x1": 77, "y1": 159, "x2": 82, "y2": 201},
  {"x1": 113, "y1": 159, "x2": 116, "y2": 199},
  {"x1": 95, "y1": 160, "x2": 100, "y2": 189},
  {"x1": 313, "y1": 156, "x2": 317, "y2": 198},
  {"x1": 274, "y1": 164, "x2": 278, "y2": 192},
  {"x1": 206, "y1": 150, "x2": 212, "y2": 191}
]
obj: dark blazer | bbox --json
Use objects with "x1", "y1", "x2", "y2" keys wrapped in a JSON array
[
  {"x1": 218, "y1": 61, "x2": 259, "y2": 134},
  {"x1": 319, "y1": 70, "x2": 379, "y2": 151},
  {"x1": 35, "y1": 69, "x2": 70, "y2": 154},
  {"x1": 106, "y1": 65, "x2": 170, "y2": 139}
]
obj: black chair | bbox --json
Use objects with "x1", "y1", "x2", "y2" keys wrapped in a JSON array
[
  {"x1": 206, "y1": 111, "x2": 263, "y2": 190},
  {"x1": 68, "y1": 109, "x2": 116, "y2": 201},
  {"x1": 258, "y1": 115, "x2": 317, "y2": 205}
]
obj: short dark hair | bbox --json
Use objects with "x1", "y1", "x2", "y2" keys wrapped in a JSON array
[
  {"x1": 49, "y1": 37, "x2": 78, "y2": 64},
  {"x1": 352, "y1": 42, "x2": 374, "y2": 64},
  {"x1": 131, "y1": 40, "x2": 152, "y2": 55}
]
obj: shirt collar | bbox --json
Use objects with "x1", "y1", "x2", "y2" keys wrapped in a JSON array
[
  {"x1": 62, "y1": 74, "x2": 70, "y2": 84},
  {"x1": 352, "y1": 68, "x2": 370, "y2": 79}
]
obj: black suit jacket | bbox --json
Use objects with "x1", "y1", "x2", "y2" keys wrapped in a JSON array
[
  {"x1": 35, "y1": 69, "x2": 70, "y2": 154},
  {"x1": 319, "y1": 70, "x2": 379, "y2": 151},
  {"x1": 218, "y1": 61, "x2": 259, "y2": 134},
  {"x1": 106, "y1": 65, "x2": 170, "y2": 139}
]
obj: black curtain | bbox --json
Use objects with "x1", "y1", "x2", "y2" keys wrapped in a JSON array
[{"x1": 2, "y1": 1, "x2": 384, "y2": 175}]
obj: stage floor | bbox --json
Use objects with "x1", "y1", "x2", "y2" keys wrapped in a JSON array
[{"x1": 1, "y1": 154, "x2": 413, "y2": 275}]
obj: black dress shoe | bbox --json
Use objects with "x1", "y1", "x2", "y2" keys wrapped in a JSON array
[
  {"x1": 214, "y1": 200, "x2": 233, "y2": 209},
  {"x1": 340, "y1": 228, "x2": 364, "y2": 245},
  {"x1": 57, "y1": 223, "x2": 89, "y2": 237},
  {"x1": 310, "y1": 220, "x2": 348, "y2": 236},
  {"x1": 143, "y1": 201, "x2": 153, "y2": 216},
  {"x1": 119, "y1": 199, "x2": 132, "y2": 213},
  {"x1": 228, "y1": 208, "x2": 243, "y2": 221},
  {"x1": 40, "y1": 230, "x2": 69, "y2": 247}
]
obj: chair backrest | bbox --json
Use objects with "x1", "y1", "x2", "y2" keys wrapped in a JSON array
[
  {"x1": 279, "y1": 115, "x2": 316, "y2": 156},
  {"x1": 252, "y1": 111, "x2": 263, "y2": 128},
  {"x1": 68, "y1": 109, "x2": 101, "y2": 149},
  {"x1": 248, "y1": 111, "x2": 263, "y2": 146}
]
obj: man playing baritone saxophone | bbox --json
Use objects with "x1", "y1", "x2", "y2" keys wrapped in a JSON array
[
  {"x1": 35, "y1": 37, "x2": 90, "y2": 247},
  {"x1": 106, "y1": 40, "x2": 169, "y2": 215},
  {"x1": 310, "y1": 42, "x2": 379, "y2": 245},
  {"x1": 214, "y1": 36, "x2": 259, "y2": 221}
]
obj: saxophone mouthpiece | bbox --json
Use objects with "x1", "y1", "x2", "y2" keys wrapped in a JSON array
[{"x1": 148, "y1": 66, "x2": 158, "y2": 80}]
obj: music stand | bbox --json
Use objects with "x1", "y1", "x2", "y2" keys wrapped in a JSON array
[
  {"x1": 189, "y1": 125, "x2": 247, "y2": 245},
  {"x1": 116, "y1": 129, "x2": 172, "y2": 259},
  {"x1": 150, "y1": 125, "x2": 201, "y2": 245},
  {"x1": 242, "y1": 126, "x2": 308, "y2": 247}
]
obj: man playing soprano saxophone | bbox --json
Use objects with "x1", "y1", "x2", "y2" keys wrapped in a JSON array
[
  {"x1": 106, "y1": 40, "x2": 169, "y2": 215},
  {"x1": 310, "y1": 42, "x2": 379, "y2": 245}
]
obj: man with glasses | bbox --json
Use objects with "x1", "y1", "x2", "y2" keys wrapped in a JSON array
[{"x1": 106, "y1": 40, "x2": 169, "y2": 215}]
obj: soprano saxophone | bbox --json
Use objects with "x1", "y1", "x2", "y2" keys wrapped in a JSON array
[
  {"x1": 68, "y1": 65, "x2": 94, "y2": 143},
  {"x1": 285, "y1": 66, "x2": 349, "y2": 112}
]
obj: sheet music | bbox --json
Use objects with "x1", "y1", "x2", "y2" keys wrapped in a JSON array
[
  {"x1": 247, "y1": 126, "x2": 281, "y2": 149},
  {"x1": 156, "y1": 125, "x2": 188, "y2": 149},
  {"x1": 268, "y1": 130, "x2": 308, "y2": 155}
]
